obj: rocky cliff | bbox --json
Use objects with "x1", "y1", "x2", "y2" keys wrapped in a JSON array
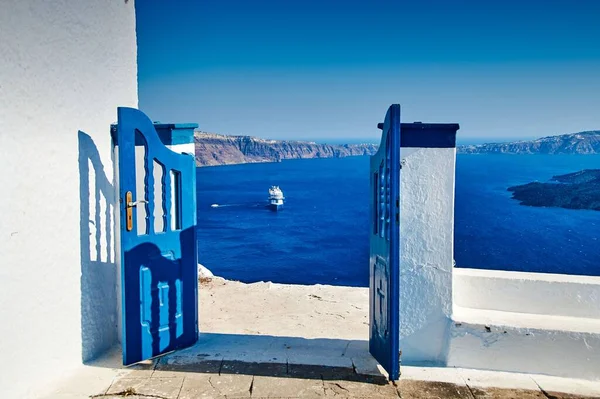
[
  {"x1": 458, "y1": 131, "x2": 600, "y2": 154},
  {"x1": 194, "y1": 132, "x2": 379, "y2": 166}
]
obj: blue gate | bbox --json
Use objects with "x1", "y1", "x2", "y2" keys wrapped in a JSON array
[
  {"x1": 114, "y1": 107, "x2": 198, "y2": 365},
  {"x1": 369, "y1": 104, "x2": 401, "y2": 380}
]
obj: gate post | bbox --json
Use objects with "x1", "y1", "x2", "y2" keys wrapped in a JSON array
[
  {"x1": 153, "y1": 123, "x2": 197, "y2": 156},
  {"x1": 112, "y1": 119, "x2": 198, "y2": 345},
  {"x1": 398, "y1": 123, "x2": 459, "y2": 365}
]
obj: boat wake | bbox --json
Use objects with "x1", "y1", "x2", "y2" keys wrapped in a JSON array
[{"x1": 210, "y1": 203, "x2": 265, "y2": 208}]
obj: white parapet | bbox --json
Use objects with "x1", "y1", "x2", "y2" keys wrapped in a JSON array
[
  {"x1": 454, "y1": 268, "x2": 600, "y2": 319},
  {"x1": 448, "y1": 268, "x2": 600, "y2": 379},
  {"x1": 449, "y1": 306, "x2": 600, "y2": 379}
]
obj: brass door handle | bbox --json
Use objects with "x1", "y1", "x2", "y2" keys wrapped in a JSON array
[{"x1": 124, "y1": 191, "x2": 147, "y2": 232}]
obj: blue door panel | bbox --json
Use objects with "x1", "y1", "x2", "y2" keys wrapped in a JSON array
[
  {"x1": 115, "y1": 107, "x2": 198, "y2": 365},
  {"x1": 369, "y1": 104, "x2": 401, "y2": 380}
]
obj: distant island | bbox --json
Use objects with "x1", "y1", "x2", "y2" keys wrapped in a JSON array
[
  {"x1": 458, "y1": 130, "x2": 600, "y2": 154},
  {"x1": 194, "y1": 132, "x2": 378, "y2": 166},
  {"x1": 508, "y1": 169, "x2": 600, "y2": 211}
]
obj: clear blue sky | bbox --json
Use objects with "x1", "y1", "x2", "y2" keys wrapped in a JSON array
[{"x1": 136, "y1": 1, "x2": 600, "y2": 143}]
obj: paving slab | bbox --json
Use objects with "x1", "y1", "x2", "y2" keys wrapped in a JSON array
[
  {"x1": 351, "y1": 355, "x2": 387, "y2": 377},
  {"x1": 177, "y1": 376, "x2": 227, "y2": 399},
  {"x1": 287, "y1": 354, "x2": 355, "y2": 369},
  {"x1": 252, "y1": 375, "x2": 326, "y2": 398},
  {"x1": 287, "y1": 364, "x2": 356, "y2": 381},
  {"x1": 106, "y1": 377, "x2": 184, "y2": 399},
  {"x1": 323, "y1": 379, "x2": 399, "y2": 398},
  {"x1": 397, "y1": 379, "x2": 474, "y2": 399},
  {"x1": 467, "y1": 386, "x2": 545, "y2": 399},
  {"x1": 208, "y1": 373, "x2": 254, "y2": 398},
  {"x1": 220, "y1": 360, "x2": 289, "y2": 377},
  {"x1": 221, "y1": 350, "x2": 289, "y2": 365},
  {"x1": 342, "y1": 340, "x2": 370, "y2": 358},
  {"x1": 98, "y1": 396, "x2": 163, "y2": 399},
  {"x1": 153, "y1": 359, "x2": 223, "y2": 378},
  {"x1": 100, "y1": 359, "x2": 158, "y2": 381}
]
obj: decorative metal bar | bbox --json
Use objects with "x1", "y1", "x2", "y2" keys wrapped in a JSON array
[
  {"x1": 163, "y1": 164, "x2": 171, "y2": 232},
  {"x1": 144, "y1": 144, "x2": 154, "y2": 235}
]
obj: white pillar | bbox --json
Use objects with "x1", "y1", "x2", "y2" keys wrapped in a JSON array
[{"x1": 398, "y1": 123, "x2": 459, "y2": 365}]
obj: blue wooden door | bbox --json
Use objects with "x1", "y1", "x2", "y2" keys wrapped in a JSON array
[
  {"x1": 114, "y1": 107, "x2": 198, "y2": 365},
  {"x1": 369, "y1": 104, "x2": 401, "y2": 380}
]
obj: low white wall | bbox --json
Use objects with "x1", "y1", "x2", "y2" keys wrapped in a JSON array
[
  {"x1": 448, "y1": 315, "x2": 600, "y2": 380},
  {"x1": 0, "y1": 1, "x2": 137, "y2": 397},
  {"x1": 399, "y1": 147, "x2": 456, "y2": 365},
  {"x1": 454, "y1": 268, "x2": 600, "y2": 319},
  {"x1": 449, "y1": 268, "x2": 600, "y2": 379}
]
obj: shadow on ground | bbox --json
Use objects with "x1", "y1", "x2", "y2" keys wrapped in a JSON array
[
  {"x1": 91, "y1": 332, "x2": 388, "y2": 384},
  {"x1": 85, "y1": 334, "x2": 598, "y2": 398}
]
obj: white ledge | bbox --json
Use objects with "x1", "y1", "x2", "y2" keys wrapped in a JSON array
[
  {"x1": 453, "y1": 305, "x2": 600, "y2": 334},
  {"x1": 454, "y1": 267, "x2": 600, "y2": 319},
  {"x1": 455, "y1": 267, "x2": 600, "y2": 284}
]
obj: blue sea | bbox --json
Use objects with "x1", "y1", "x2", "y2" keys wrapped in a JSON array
[{"x1": 196, "y1": 154, "x2": 600, "y2": 287}]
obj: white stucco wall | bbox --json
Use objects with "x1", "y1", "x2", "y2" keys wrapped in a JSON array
[
  {"x1": 0, "y1": 1, "x2": 137, "y2": 397},
  {"x1": 449, "y1": 306, "x2": 600, "y2": 379},
  {"x1": 399, "y1": 147, "x2": 456, "y2": 365},
  {"x1": 454, "y1": 268, "x2": 600, "y2": 319},
  {"x1": 396, "y1": 146, "x2": 600, "y2": 379},
  {"x1": 449, "y1": 268, "x2": 600, "y2": 379}
]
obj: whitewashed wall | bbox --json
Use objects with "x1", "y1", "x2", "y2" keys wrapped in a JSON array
[
  {"x1": 399, "y1": 147, "x2": 456, "y2": 364},
  {"x1": 449, "y1": 268, "x2": 600, "y2": 379},
  {"x1": 454, "y1": 268, "x2": 600, "y2": 319},
  {"x1": 396, "y1": 143, "x2": 600, "y2": 380},
  {"x1": 0, "y1": 1, "x2": 137, "y2": 397},
  {"x1": 396, "y1": 146, "x2": 600, "y2": 379}
]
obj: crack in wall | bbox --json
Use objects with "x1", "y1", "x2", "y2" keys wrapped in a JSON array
[{"x1": 248, "y1": 375, "x2": 254, "y2": 396}]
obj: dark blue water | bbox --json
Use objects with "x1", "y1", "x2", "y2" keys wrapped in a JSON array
[
  {"x1": 454, "y1": 154, "x2": 600, "y2": 275},
  {"x1": 197, "y1": 155, "x2": 600, "y2": 287},
  {"x1": 197, "y1": 157, "x2": 370, "y2": 286}
]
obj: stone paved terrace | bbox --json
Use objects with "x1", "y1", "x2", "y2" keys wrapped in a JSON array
[
  {"x1": 42, "y1": 278, "x2": 600, "y2": 398},
  {"x1": 77, "y1": 359, "x2": 600, "y2": 399}
]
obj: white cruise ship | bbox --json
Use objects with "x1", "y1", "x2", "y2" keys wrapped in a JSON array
[{"x1": 268, "y1": 186, "x2": 284, "y2": 211}]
